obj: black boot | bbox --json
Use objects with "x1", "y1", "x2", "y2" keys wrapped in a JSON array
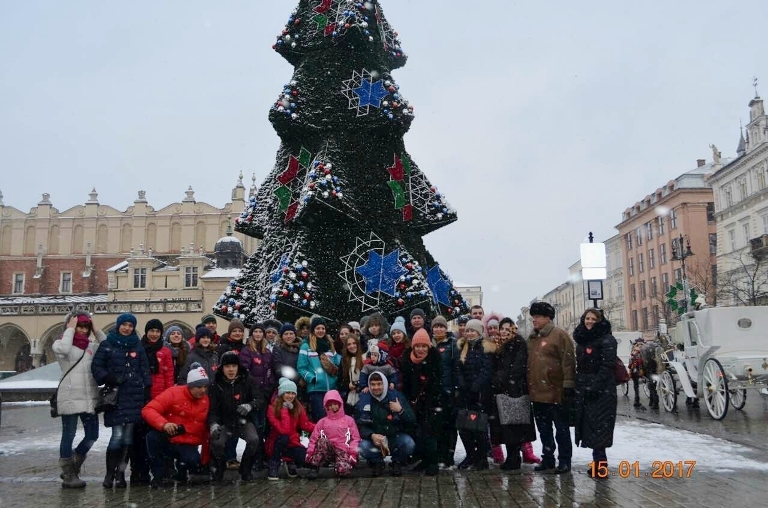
[
  {"x1": 211, "y1": 457, "x2": 227, "y2": 483},
  {"x1": 102, "y1": 449, "x2": 120, "y2": 488},
  {"x1": 500, "y1": 445, "x2": 521, "y2": 471},
  {"x1": 114, "y1": 446, "x2": 129, "y2": 488},
  {"x1": 239, "y1": 456, "x2": 253, "y2": 482}
]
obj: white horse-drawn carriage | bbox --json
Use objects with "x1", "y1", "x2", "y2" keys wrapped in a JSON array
[{"x1": 658, "y1": 307, "x2": 768, "y2": 420}]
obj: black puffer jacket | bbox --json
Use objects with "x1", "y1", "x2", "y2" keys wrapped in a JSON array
[
  {"x1": 178, "y1": 346, "x2": 218, "y2": 384},
  {"x1": 456, "y1": 337, "x2": 494, "y2": 412},
  {"x1": 492, "y1": 335, "x2": 537, "y2": 444},
  {"x1": 400, "y1": 347, "x2": 444, "y2": 431},
  {"x1": 207, "y1": 364, "x2": 266, "y2": 431},
  {"x1": 573, "y1": 318, "x2": 617, "y2": 449}
]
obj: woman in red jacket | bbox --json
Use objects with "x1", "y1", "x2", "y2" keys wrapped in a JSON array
[{"x1": 266, "y1": 378, "x2": 315, "y2": 481}]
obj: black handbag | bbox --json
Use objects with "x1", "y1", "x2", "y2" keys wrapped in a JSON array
[
  {"x1": 456, "y1": 409, "x2": 488, "y2": 432},
  {"x1": 50, "y1": 350, "x2": 86, "y2": 418},
  {"x1": 95, "y1": 385, "x2": 119, "y2": 414}
]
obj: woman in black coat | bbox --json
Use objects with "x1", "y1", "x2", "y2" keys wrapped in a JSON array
[
  {"x1": 491, "y1": 318, "x2": 537, "y2": 470},
  {"x1": 91, "y1": 313, "x2": 151, "y2": 488},
  {"x1": 399, "y1": 329, "x2": 443, "y2": 476},
  {"x1": 455, "y1": 319, "x2": 494, "y2": 470},
  {"x1": 573, "y1": 308, "x2": 618, "y2": 478}
]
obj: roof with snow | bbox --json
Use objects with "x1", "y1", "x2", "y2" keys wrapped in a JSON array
[
  {"x1": 216, "y1": 236, "x2": 242, "y2": 244},
  {"x1": 201, "y1": 268, "x2": 242, "y2": 279},
  {"x1": 106, "y1": 260, "x2": 129, "y2": 272},
  {"x1": 0, "y1": 295, "x2": 107, "y2": 305}
]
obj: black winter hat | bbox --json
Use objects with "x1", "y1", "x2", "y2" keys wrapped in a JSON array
[
  {"x1": 145, "y1": 319, "x2": 164, "y2": 334},
  {"x1": 410, "y1": 308, "x2": 426, "y2": 319},
  {"x1": 529, "y1": 302, "x2": 556, "y2": 319},
  {"x1": 195, "y1": 326, "x2": 213, "y2": 340},
  {"x1": 310, "y1": 315, "x2": 326, "y2": 334},
  {"x1": 220, "y1": 351, "x2": 240, "y2": 367},
  {"x1": 457, "y1": 314, "x2": 470, "y2": 324}
]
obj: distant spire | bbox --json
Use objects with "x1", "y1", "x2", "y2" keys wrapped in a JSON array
[
  {"x1": 237, "y1": 170, "x2": 244, "y2": 188},
  {"x1": 0, "y1": 189, "x2": 4, "y2": 206},
  {"x1": 737, "y1": 120, "x2": 746, "y2": 156},
  {"x1": 250, "y1": 173, "x2": 258, "y2": 197},
  {"x1": 754, "y1": 76, "x2": 760, "y2": 98}
]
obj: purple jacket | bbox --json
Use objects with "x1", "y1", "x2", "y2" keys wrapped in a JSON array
[{"x1": 239, "y1": 347, "x2": 276, "y2": 395}]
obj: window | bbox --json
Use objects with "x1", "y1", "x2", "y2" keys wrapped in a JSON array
[
  {"x1": 674, "y1": 268, "x2": 682, "y2": 282},
  {"x1": 13, "y1": 273, "x2": 24, "y2": 294},
  {"x1": 636, "y1": 228, "x2": 643, "y2": 246},
  {"x1": 630, "y1": 284, "x2": 636, "y2": 302},
  {"x1": 646, "y1": 222, "x2": 653, "y2": 240},
  {"x1": 60, "y1": 272, "x2": 72, "y2": 294},
  {"x1": 660, "y1": 243, "x2": 667, "y2": 264},
  {"x1": 631, "y1": 310, "x2": 638, "y2": 331},
  {"x1": 648, "y1": 249, "x2": 655, "y2": 269},
  {"x1": 728, "y1": 229, "x2": 736, "y2": 251},
  {"x1": 626, "y1": 233, "x2": 633, "y2": 250},
  {"x1": 640, "y1": 280, "x2": 647, "y2": 300},
  {"x1": 709, "y1": 233, "x2": 717, "y2": 254},
  {"x1": 652, "y1": 306, "x2": 659, "y2": 327},
  {"x1": 762, "y1": 214, "x2": 768, "y2": 234},
  {"x1": 658, "y1": 216, "x2": 665, "y2": 235},
  {"x1": 670, "y1": 208, "x2": 678, "y2": 229},
  {"x1": 617, "y1": 281, "x2": 623, "y2": 298},
  {"x1": 758, "y1": 168, "x2": 767, "y2": 190},
  {"x1": 638, "y1": 253, "x2": 644, "y2": 273},
  {"x1": 743, "y1": 223, "x2": 751, "y2": 246},
  {"x1": 662, "y1": 273, "x2": 669, "y2": 293},
  {"x1": 133, "y1": 268, "x2": 147, "y2": 289},
  {"x1": 706, "y1": 202, "x2": 715, "y2": 223},
  {"x1": 185, "y1": 266, "x2": 199, "y2": 288},
  {"x1": 651, "y1": 277, "x2": 658, "y2": 297},
  {"x1": 642, "y1": 308, "x2": 649, "y2": 330},
  {"x1": 628, "y1": 257, "x2": 634, "y2": 276},
  {"x1": 724, "y1": 187, "x2": 733, "y2": 208},
  {"x1": 739, "y1": 179, "x2": 748, "y2": 201}
]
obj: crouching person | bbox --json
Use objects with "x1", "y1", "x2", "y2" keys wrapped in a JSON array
[
  {"x1": 266, "y1": 378, "x2": 316, "y2": 481},
  {"x1": 305, "y1": 390, "x2": 361, "y2": 479},
  {"x1": 141, "y1": 367, "x2": 211, "y2": 488},
  {"x1": 208, "y1": 351, "x2": 265, "y2": 482},
  {"x1": 354, "y1": 372, "x2": 416, "y2": 477}
]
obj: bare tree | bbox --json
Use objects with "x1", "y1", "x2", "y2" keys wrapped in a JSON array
[
  {"x1": 685, "y1": 259, "x2": 719, "y2": 306},
  {"x1": 717, "y1": 249, "x2": 768, "y2": 306}
]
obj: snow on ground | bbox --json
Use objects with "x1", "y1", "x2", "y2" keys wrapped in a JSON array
[{"x1": 2, "y1": 418, "x2": 766, "y2": 473}]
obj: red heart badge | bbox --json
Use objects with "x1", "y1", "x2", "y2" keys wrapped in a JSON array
[
  {"x1": 469, "y1": 414, "x2": 477, "y2": 421},
  {"x1": 439, "y1": 348, "x2": 445, "y2": 353},
  {"x1": 541, "y1": 341, "x2": 547, "y2": 347},
  {"x1": 419, "y1": 375, "x2": 426, "y2": 382},
  {"x1": 387, "y1": 414, "x2": 393, "y2": 421},
  {"x1": 234, "y1": 394, "x2": 240, "y2": 400},
  {"x1": 254, "y1": 358, "x2": 262, "y2": 365},
  {"x1": 586, "y1": 347, "x2": 593, "y2": 354},
  {"x1": 130, "y1": 352, "x2": 137, "y2": 358}
]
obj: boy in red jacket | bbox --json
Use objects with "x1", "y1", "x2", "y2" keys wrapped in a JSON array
[{"x1": 142, "y1": 367, "x2": 210, "y2": 488}]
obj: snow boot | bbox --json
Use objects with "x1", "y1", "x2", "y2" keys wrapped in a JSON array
[
  {"x1": 102, "y1": 449, "x2": 120, "y2": 488},
  {"x1": 239, "y1": 456, "x2": 253, "y2": 482},
  {"x1": 114, "y1": 446, "x2": 129, "y2": 488},
  {"x1": 492, "y1": 445, "x2": 505, "y2": 464},
  {"x1": 500, "y1": 445, "x2": 522, "y2": 471},
  {"x1": 521, "y1": 442, "x2": 541, "y2": 464},
  {"x1": 60, "y1": 452, "x2": 86, "y2": 480},
  {"x1": 211, "y1": 457, "x2": 227, "y2": 483},
  {"x1": 60, "y1": 457, "x2": 86, "y2": 489}
]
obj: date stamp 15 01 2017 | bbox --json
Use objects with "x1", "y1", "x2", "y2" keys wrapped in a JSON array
[{"x1": 588, "y1": 460, "x2": 697, "y2": 479}]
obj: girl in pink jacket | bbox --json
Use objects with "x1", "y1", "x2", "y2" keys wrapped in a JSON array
[{"x1": 305, "y1": 390, "x2": 361, "y2": 478}]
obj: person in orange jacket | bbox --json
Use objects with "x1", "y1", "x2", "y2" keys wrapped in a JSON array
[{"x1": 141, "y1": 367, "x2": 211, "y2": 488}]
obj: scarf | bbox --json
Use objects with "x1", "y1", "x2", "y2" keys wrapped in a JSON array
[
  {"x1": 142, "y1": 335, "x2": 163, "y2": 374},
  {"x1": 573, "y1": 319, "x2": 611, "y2": 346},
  {"x1": 410, "y1": 347, "x2": 428, "y2": 365},
  {"x1": 72, "y1": 332, "x2": 90, "y2": 351},
  {"x1": 106, "y1": 330, "x2": 140, "y2": 349},
  {"x1": 314, "y1": 335, "x2": 332, "y2": 355}
]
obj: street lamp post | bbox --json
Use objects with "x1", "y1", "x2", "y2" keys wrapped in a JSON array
[{"x1": 671, "y1": 233, "x2": 695, "y2": 311}]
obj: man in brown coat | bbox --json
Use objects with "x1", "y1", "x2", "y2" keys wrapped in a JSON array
[{"x1": 527, "y1": 302, "x2": 576, "y2": 473}]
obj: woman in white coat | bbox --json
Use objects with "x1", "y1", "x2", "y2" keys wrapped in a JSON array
[{"x1": 53, "y1": 312, "x2": 106, "y2": 488}]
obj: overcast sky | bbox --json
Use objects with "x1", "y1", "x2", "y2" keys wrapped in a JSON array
[{"x1": 2, "y1": 1, "x2": 767, "y2": 320}]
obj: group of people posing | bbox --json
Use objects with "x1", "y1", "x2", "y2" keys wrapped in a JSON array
[{"x1": 52, "y1": 302, "x2": 618, "y2": 489}]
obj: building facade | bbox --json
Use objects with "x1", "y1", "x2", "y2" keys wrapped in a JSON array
[
  {"x1": 616, "y1": 162, "x2": 718, "y2": 332},
  {"x1": 707, "y1": 92, "x2": 768, "y2": 306}
]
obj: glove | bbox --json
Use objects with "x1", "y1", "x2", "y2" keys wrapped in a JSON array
[
  {"x1": 563, "y1": 388, "x2": 576, "y2": 400},
  {"x1": 210, "y1": 423, "x2": 221, "y2": 440},
  {"x1": 283, "y1": 401, "x2": 294, "y2": 410},
  {"x1": 236, "y1": 403, "x2": 252, "y2": 416}
]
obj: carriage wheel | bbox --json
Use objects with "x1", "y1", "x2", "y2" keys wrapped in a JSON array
[
  {"x1": 642, "y1": 378, "x2": 651, "y2": 399},
  {"x1": 659, "y1": 370, "x2": 677, "y2": 412},
  {"x1": 703, "y1": 358, "x2": 729, "y2": 420},
  {"x1": 622, "y1": 382, "x2": 629, "y2": 397},
  {"x1": 729, "y1": 388, "x2": 747, "y2": 410}
]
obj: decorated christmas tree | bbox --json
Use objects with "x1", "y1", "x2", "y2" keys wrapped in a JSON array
[{"x1": 213, "y1": 0, "x2": 469, "y2": 326}]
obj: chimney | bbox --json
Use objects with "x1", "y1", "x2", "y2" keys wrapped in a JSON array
[{"x1": 697, "y1": 159, "x2": 706, "y2": 167}]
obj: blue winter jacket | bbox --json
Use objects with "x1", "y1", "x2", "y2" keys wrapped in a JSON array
[{"x1": 297, "y1": 339, "x2": 341, "y2": 394}]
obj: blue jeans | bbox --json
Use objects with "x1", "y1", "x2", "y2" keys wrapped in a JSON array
[
  {"x1": 308, "y1": 392, "x2": 327, "y2": 422},
  {"x1": 60, "y1": 413, "x2": 99, "y2": 459},
  {"x1": 107, "y1": 423, "x2": 135, "y2": 450},
  {"x1": 359, "y1": 433, "x2": 415, "y2": 464},
  {"x1": 269, "y1": 435, "x2": 307, "y2": 466},
  {"x1": 532, "y1": 402, "x2": 572, "y2": 466},
  {"x1": 146, "y1": 430, "x2": 201, "y2": 478}
]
